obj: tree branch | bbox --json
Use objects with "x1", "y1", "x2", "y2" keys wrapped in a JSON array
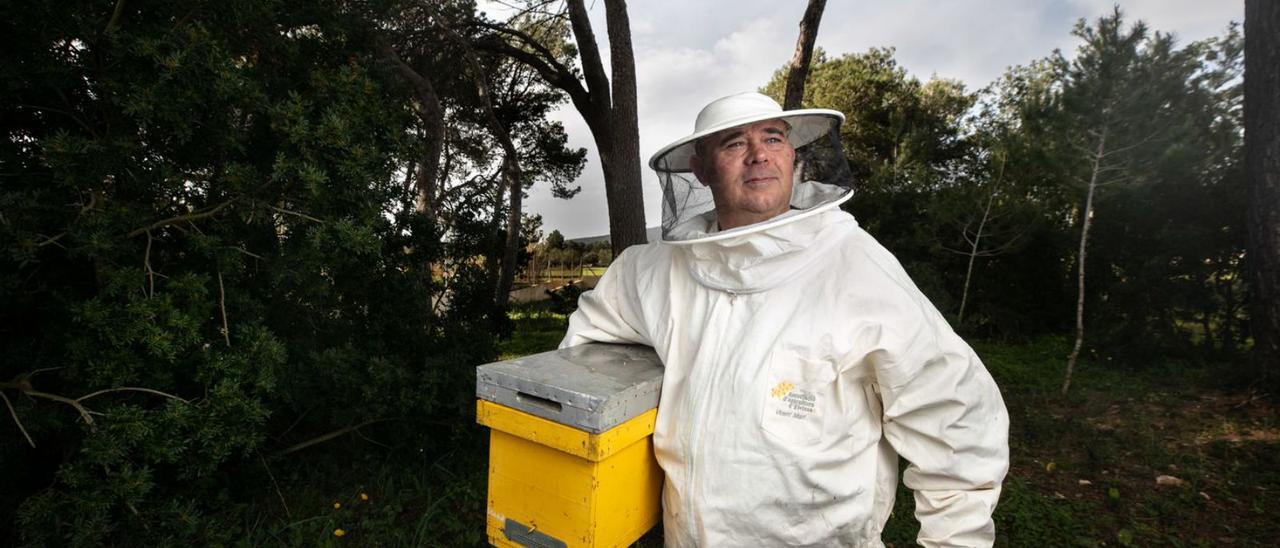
[
  {"x1": 144, "y1": 229, "x2": 155, "y2": 297},
  {"x1": 23, "y1": 388, "x2": 95, "y2": 426},
  {"x1": 472, "y1": 29, "x2": 588, "y2": 106},
  {"x1": 104, "y1": 0, "x2": 127, "y2": 34},
  {"x1": 276, "y1": 418, "x2": 395, "y2": 456},
  {"x1": 266, "y1": 204, "x2": 323, "y2": 224},
  {"x1": 128, "y1": 198, "x2": 236, "y2": 237},
  {"x1": 1, "y1": 390, "x2": 35, "y2": 448},
  {"x1": 77, "y1": 386, "x2": 189, "y2": 404},
  {"x1": 566, "y1": 0, "x2": 609, "y2": 100},
  {"x1": 3, "y1": 371, "x2": 192, "y2": 441},
  {"x1": 259, "y1": 453, "x2": 292, "y2": 518}
]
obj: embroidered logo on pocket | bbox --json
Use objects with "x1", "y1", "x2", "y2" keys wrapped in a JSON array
[
  {"x1": 761, "y1": 353, "x2": 836, "y2": 446},
  {"x1": 768, "y1": 381, "x2": 821, "y2": 421}
]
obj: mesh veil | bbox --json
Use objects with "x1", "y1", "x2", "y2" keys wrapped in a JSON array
[{"x1": 652, "y1": 122, "x2": 854, "y2": 244}]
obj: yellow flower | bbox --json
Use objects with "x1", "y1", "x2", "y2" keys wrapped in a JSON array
[
  {"x1": 359, "y1": 493, "x2": 369, "y2": 501},
  {"x1": 333, "y1": 528, "x2": 346, "y2": 537},
  {"x1": 333, "y1": 502, "x2": 342, "y2": 509}
]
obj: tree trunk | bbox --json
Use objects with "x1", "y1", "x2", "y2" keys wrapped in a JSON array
[
  {"x1": 958, "y1": 153, "x2": 1006, "y2": 325},
  {"x1": 379, "y1": 43, "x2": 444, "y2": 218},
  {"x1": 958, "y1": 191, "x2": 993, "y2": 325},
  {"x1": 496, "y1": 158, "x2": 522, "y2": 308},
  {"x1": 443, "y1": 28, "x2": 525, "y2": 309},
  {"x1": 1064, "y1": 128, "x2": 1107, "y2": 395},
  {"x1": 1245, "y1": 0, "x2": 1280, "y2": 387},
  {"x1": 603, "y1": 0, "x2": 648, "y2": 256},
  {"x1": 783, "y1": 0, "x2": 827, "y2": 110},
  {"x1": 481, "y1": 1, "x2": 648, "y2": 257}
]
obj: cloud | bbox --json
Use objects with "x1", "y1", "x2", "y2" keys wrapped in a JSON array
[
  {"x1": 523, "y1": 0, "x2": 1242, "y2": 241},
  {"x1": 530, "y1": 14, "x2": 797, "y2": 239}
]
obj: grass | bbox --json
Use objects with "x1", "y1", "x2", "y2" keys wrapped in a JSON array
[
  {"x1": 523, "y1": 266, "x2": 609, "y2": 283},
  {"x1": 491, "y1": 312, "x2": 1280, "y2": 546},
  {"x1": 240, "y1": 423, "x2": 489, "y2": 547},
  {"x1": 497, "y1": 304, "x2": 570, "y2": 359},
  {"x1": 963, "y1": 336, "x2": 1279, "y2": 546},
  {"x1": 237, "y1": 308, "x2": 1277, "y2": 546}
]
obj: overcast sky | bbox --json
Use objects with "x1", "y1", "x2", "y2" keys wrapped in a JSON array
[{"x1": 482, "y1": 0, "x2": 1243, "y2": 240}]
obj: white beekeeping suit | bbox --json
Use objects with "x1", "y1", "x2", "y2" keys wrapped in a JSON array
[{"x1": 561, "y1": 92, "x2": 1009, "y2": 547}]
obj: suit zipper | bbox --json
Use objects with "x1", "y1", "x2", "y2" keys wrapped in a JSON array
[{"x1": 685, "y1": 289, "x2": 734, "y2": 543}]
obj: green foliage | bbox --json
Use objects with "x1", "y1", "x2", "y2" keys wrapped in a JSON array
[
  {"x1": 0, "y1": 0, "x2": 549, "y2": 544},
  {"x1": 497, "y1": 302, "x2": 570, "y2": 360},
  {"x1": 1030, "y1": 11, "x2": 1248, "y2": 360},
  {"x1": 763, "y1": 11, "x2": 1248, "y2": 362},
  {"x1": 544, "y1": 229, "x2": 566, "y2": 250},
  {"x1": 0, "y1": 2, "x2": 1259, "y2": 545}
]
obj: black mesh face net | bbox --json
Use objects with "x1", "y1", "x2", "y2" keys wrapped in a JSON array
[{"x1": 652, "y1": 122, "x2": 854, "y2": 243}]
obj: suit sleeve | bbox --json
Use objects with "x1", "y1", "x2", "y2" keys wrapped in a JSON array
[
  {"x1": 868, "y1": 294, "x2": 1010, "y2": 547},
  {"x1": 559, "y1": 247, "x2": 652, "y2": 349}
]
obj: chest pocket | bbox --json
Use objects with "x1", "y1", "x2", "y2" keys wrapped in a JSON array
[{"x1": 760, "y1": 351, "x2": 839, "y2": 446}]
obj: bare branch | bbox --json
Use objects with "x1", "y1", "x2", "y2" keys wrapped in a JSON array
[
  {"x1": 35, "y1": 232, "x2": 67, "y2": 248},
  {"x1": 353, "y1": 427, "x2": 392, "y2": 451},
  {"x1": 217, "y1": 270, "x2": 231, "y2": 347},
  {"x1": 144, "y1": 229, "x2": 155, "y2": 297},
  {"x1": 1, "y1": 390, "x2": 35, "y2": 448},
  {"x1": 276, "y1": 418, "x2": 395, "y2": 456},
  {"x1": 128, "y1": 198, "x2": 236, "y2": 237},
  {"x1": 104, "y1": 0, "x2": 127, "y2": 33},
  {"x1": 24, "y1": 389, "x2": 95, "y2": 426},
  {"x1": 77, "y1": 386, "x2": 190, "y2": 404},
  {"x1": 231, "y1": 246, "x2": 264, "y2": 260},
  {"x1": 266, "y1": 204, "x2": 323, "y2": 224},
  {"x1": 566, "y1": 0, "x2": 610, "y2": 100},
  {"x1": 471, "y1": 20, "x2": 591, "y2": 106},
  {"x1": 259, "y1": 454, "x2": 292, "y2": 518},
  {"x1": 490, "y1": 0, "x2": 567, "y2": 22},
  {"x1": 16, "y1": 104, "x2": 99, "y2": 138}
]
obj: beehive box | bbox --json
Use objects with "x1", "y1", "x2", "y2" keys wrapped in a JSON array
[{"x1": 476, "y1": 343, "x2": 664, "y2": 548}]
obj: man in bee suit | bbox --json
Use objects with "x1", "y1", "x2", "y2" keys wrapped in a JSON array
[{"x1": 561, "y1": 92, "x2": 1009, "y2": 547}]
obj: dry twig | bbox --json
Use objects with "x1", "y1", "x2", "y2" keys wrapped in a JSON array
[
  {"x1": 1, "y1": 391, "x2": 35, "y2": 448},
  {"x1": 77, "y1": 386, "x2": 189, "y2": 404},
  {"x1": 260, "y1": 453, "x2": 292, "y2": 518},
  {"x1": 217, "y1": 270, "x2": 231, "y2": 347},
  {"x1": 276, "y1": 418, "x2": 394, "y2": 456},
  {"x1": 2, "y1": 372, "x2": 191, "y2": 442}
]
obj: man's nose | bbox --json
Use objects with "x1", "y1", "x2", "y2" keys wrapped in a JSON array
[{"x1": 746, "y1": 140, "x2": 769, "y2": 164}]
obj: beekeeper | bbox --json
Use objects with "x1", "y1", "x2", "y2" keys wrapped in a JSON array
[{"x1": 561, "y1": 92, "x2": 1010, "y2": 547}]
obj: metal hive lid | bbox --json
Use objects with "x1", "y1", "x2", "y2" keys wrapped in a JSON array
[{"x1": 475, "y1": 343, "x2": 664, "y2": 434}]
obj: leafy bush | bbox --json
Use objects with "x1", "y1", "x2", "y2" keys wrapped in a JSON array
[{"x1": 0, "y1": 1, "x2": 498, "y2": 544}]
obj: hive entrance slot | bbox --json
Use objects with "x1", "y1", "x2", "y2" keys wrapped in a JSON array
[{"x1": 516, "y1": 391, "x2": 563, "y2": 414}]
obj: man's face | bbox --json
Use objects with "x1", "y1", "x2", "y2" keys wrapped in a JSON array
[{"x1": 690, "y1": 119, "x2": 795, "y2": 231}]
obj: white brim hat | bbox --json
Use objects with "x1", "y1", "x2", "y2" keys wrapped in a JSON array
[{"x1": 649, "y1": 92, "x2": 844, "y2": 173}]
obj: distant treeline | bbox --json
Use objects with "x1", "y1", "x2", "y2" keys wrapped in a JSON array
[{"x1": 763, "y1": 11, "x2": 1247, "y2": 364}]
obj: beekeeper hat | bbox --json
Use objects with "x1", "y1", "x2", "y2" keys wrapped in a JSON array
[
  {"x1": 649, "y1": 92, "x2": 844, "y2": 173},
  {"x1": 648, "y1": 92, "x2": 855, "y2": 244}
]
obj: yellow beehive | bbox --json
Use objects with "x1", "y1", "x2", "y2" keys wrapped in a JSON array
[
  {"x1": 478, "y1": 401, "x2": 661, "y2": 547},
  {"x1": 475, "y1": 343, "x2": 665, "y2": 548}
]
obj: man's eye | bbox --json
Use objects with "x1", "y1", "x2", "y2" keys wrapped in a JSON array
[{"x1": 723, "y1": 141, "x2": 745, "y2": 150}]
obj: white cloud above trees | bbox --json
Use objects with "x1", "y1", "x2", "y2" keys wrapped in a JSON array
[{"x1": 508, "y1": 0, "x2": 1241, "y2": 239}]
